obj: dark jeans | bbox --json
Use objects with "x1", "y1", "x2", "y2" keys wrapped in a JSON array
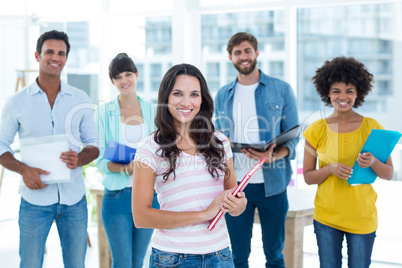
[
  {"x1": 226, "y1": 184, "x2": 288, "y2": 268},
  {"x1": 314, "y1": 220, "x2": 376, "y2": 268}
]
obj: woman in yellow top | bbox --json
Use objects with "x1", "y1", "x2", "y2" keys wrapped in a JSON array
[{"x1": 303, "y1": 57, "x2": 394, "y2": 268}]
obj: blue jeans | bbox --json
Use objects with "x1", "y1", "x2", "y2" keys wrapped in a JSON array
[
  {"x1": 314, "y1": 220, "x2": 376, "y2": 268},
  {"x1": 102, "y1": 188, "x2": 159, "y2": 268},
  {"x1": 19, "y1": 196, "x2": 88, "y2": 268},
  {"x1": 225, "y1": 184, "x2": 288, "y2": 268},
  {"x1": 149, "y1": 247, "x2": 234, "y2": 267}
]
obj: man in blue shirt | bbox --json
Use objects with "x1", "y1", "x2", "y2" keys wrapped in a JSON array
[
  {"x1": 0, "y1": 30, "x2": 99, "y2": 267},
  {"x1": 214, "y1": 32, "x2": 299, "y2": 268}
]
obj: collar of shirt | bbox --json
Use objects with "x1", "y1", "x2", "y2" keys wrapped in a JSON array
[{"x1": 28, "y1": 79, "x2": 73, "y2": 97}]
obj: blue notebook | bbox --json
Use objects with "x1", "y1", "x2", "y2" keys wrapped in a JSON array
[
  {"x1": 347, "y1": 129, "x2": 401, "y2": 185},
  {"x1": 103, "y1": 140, "x2": 137, "y2": 164}
]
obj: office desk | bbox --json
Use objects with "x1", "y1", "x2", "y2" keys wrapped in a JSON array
[{"x1": 254, "y1": 187, "x2": 315, "y2": 268}]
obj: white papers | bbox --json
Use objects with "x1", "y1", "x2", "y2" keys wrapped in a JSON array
[{"x1": 20, "y1": 135, "x2": 71, "y2": 184}]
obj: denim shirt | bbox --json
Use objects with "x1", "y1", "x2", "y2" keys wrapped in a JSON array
[{"x1": 214, "y1": 70, "x2": 300, "y2": 197}]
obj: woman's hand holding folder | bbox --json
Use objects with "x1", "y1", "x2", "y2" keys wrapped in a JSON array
[
  {"x1": 220, "y1": 190, "x2": 247, "y2": 216},
  {"x1": 207, "y1": 157, "x2": 265, "y2": 231}
]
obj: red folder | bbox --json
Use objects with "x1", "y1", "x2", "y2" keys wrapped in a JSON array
[{"x1": 207, "y1": 157, "x2": 266, "y2": 231}]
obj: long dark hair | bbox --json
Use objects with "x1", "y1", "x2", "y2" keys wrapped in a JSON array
[{"x1": 154, "y1": 63, "x2": 230, "y2": 182}]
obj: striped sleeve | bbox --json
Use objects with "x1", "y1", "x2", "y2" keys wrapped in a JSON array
[
  {"x1": 134, "y1": 134, "x2": 159, "y2": 172},
  {"x1": 215, "y1": 131, "x2": 232, "y2": 161}
]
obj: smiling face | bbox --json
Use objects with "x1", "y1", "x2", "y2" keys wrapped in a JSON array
[
  {"x1": 35, "y1": 39, "x2": 67, "y2": 77},
  {"x1": 328, "y1": 82, "x2": 358, "y2": 112},
  {"x1": 168, "y1": 75, "x2": 202, "y2": 128},
  {"x1": 229, "y1": 40, "x2": 259, "y2": 75},
  {"x1": 112, "y1": 71, "x2": 138, "y2": 96}
]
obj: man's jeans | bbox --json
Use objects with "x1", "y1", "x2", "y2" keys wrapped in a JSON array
[
  {"x1": 102, "y1": 188, "x2": 159, "y2": 268},
  {"x1": 19, "y1": 196, "x2": 88, "y2": 268},
  {"x1": 149, "y1": 247, "x2": 234, "y2": 267},
  {"x1": 314, "y1": 220, "x2": 376, "y2": 268},
  {"x1": 226, "y1": 184, "x2": 288, "y2": 268}
]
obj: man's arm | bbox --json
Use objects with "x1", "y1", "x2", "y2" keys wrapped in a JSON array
[
  {"x1": 0, "y1": 97, "x2": 48, "y2": 190},
  {"x1": 213, "y1": 92, "x2": 222, "y2": 131},
  {"x1": 59, "y1": 93, "x2": 100, "y2": 169},
  {"x1": 60, "y1": 146, "x2": 99, "y2": 169},
  {"x1": 280, "y1": 84, "x2": 300, "y2": 160},
  {"x1": 0, "y1": 152, "x2": 48, "y2": 190}
]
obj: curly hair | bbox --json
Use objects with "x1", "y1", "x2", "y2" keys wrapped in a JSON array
[
  {"x1": 312, "y1": 57, "x2": 374, "y2": 108},
  {"x1": 154, "y1": 63, "x2": 230, "y2": 182}
]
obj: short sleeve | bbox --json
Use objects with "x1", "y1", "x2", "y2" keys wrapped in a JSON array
[
  {"x1": 303, "y1": 119, "x2": 326, "y2": 149},
  {"x1": 365, "y1": 117, "x2": 385, "y2": 131},
  {"x1": 134, "y1": 135, "x2": 159, "y2": 172},
  {"x1": 215, "y1": 132, "x2": 232, "y2": 161}
]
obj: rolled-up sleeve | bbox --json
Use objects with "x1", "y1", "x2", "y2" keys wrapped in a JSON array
[
  {"x1": 79, "y1": 95, "x2": 99, "y2": 150},
  {"x1": 0, "y1": 97, "x2": 18, "y2": 156},
  {"x1": 281, "y1": 85, "x2": 300, "y2": 160}
]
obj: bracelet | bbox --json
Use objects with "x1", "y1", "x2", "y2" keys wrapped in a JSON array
[
  {"x1": 120, "y1": 165, "x2": 126, "y2": 176},
  {"x1": 124, "y1": 165, "x2": 129, "y2": 176}
]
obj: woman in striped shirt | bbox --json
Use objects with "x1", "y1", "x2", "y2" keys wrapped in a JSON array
[{"x1": 132, "y1": 63, "x2": 247, "y2": 267}]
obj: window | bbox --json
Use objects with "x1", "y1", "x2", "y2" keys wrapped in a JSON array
[
  {"x1": 206, "y1": 62, "x2": 219, "y2": 77},
  {"x1": 103, "y1": 15, "x2": 172, "y2": 100},
  {"x1": 201, "y1": 9, "x2": 285, "y2": 89},
  {"x1": 145, "y1": 17, "x2": 172, "y2": 55},
  {"x1": 150, "y1": 64, "x2": 162, "y2": 92},
  {"x1": 297, "y1": 3, "x2": 397, "y2": 113},
  {"x1": 377, "y1": 80, "x2": 392, "y2": 95},
  {"x1": 205, "y1": 62, "x2": 220, "y2": 93},
  {"x1": 136, "y1": 64, "x2": 144, "y2": 92},
  {"x1": 269, "y1": 61, "x2": 284, "y2": 79}
]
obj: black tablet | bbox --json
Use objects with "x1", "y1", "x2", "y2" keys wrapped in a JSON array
[{"x1": 230, "y1": 125, "x2": 300, "y2": 153}]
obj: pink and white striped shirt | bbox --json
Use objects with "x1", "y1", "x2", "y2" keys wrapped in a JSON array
[{"x1": 134, "y1": 132, "x2": 233, "y2": 254}]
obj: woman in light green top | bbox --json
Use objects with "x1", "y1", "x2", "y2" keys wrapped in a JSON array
[{"x1": 95, "y1": 53, "x2": 159, "y2": 268}]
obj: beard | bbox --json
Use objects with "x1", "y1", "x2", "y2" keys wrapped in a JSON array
[{"x1": 233, "y1": 59, "x2": 257, "y2": 75}]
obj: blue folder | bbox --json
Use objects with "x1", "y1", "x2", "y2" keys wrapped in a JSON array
[
  {"x1": 103, "y1": 140, "x2": 137, "y2": 164},
  {"x1": 347, "y1": 129, "x2": 401, "y2": 185}
]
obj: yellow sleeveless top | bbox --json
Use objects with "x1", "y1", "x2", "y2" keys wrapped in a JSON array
[{"x1": 303, "y1": 117, "x2": 384, "y2": 234}]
